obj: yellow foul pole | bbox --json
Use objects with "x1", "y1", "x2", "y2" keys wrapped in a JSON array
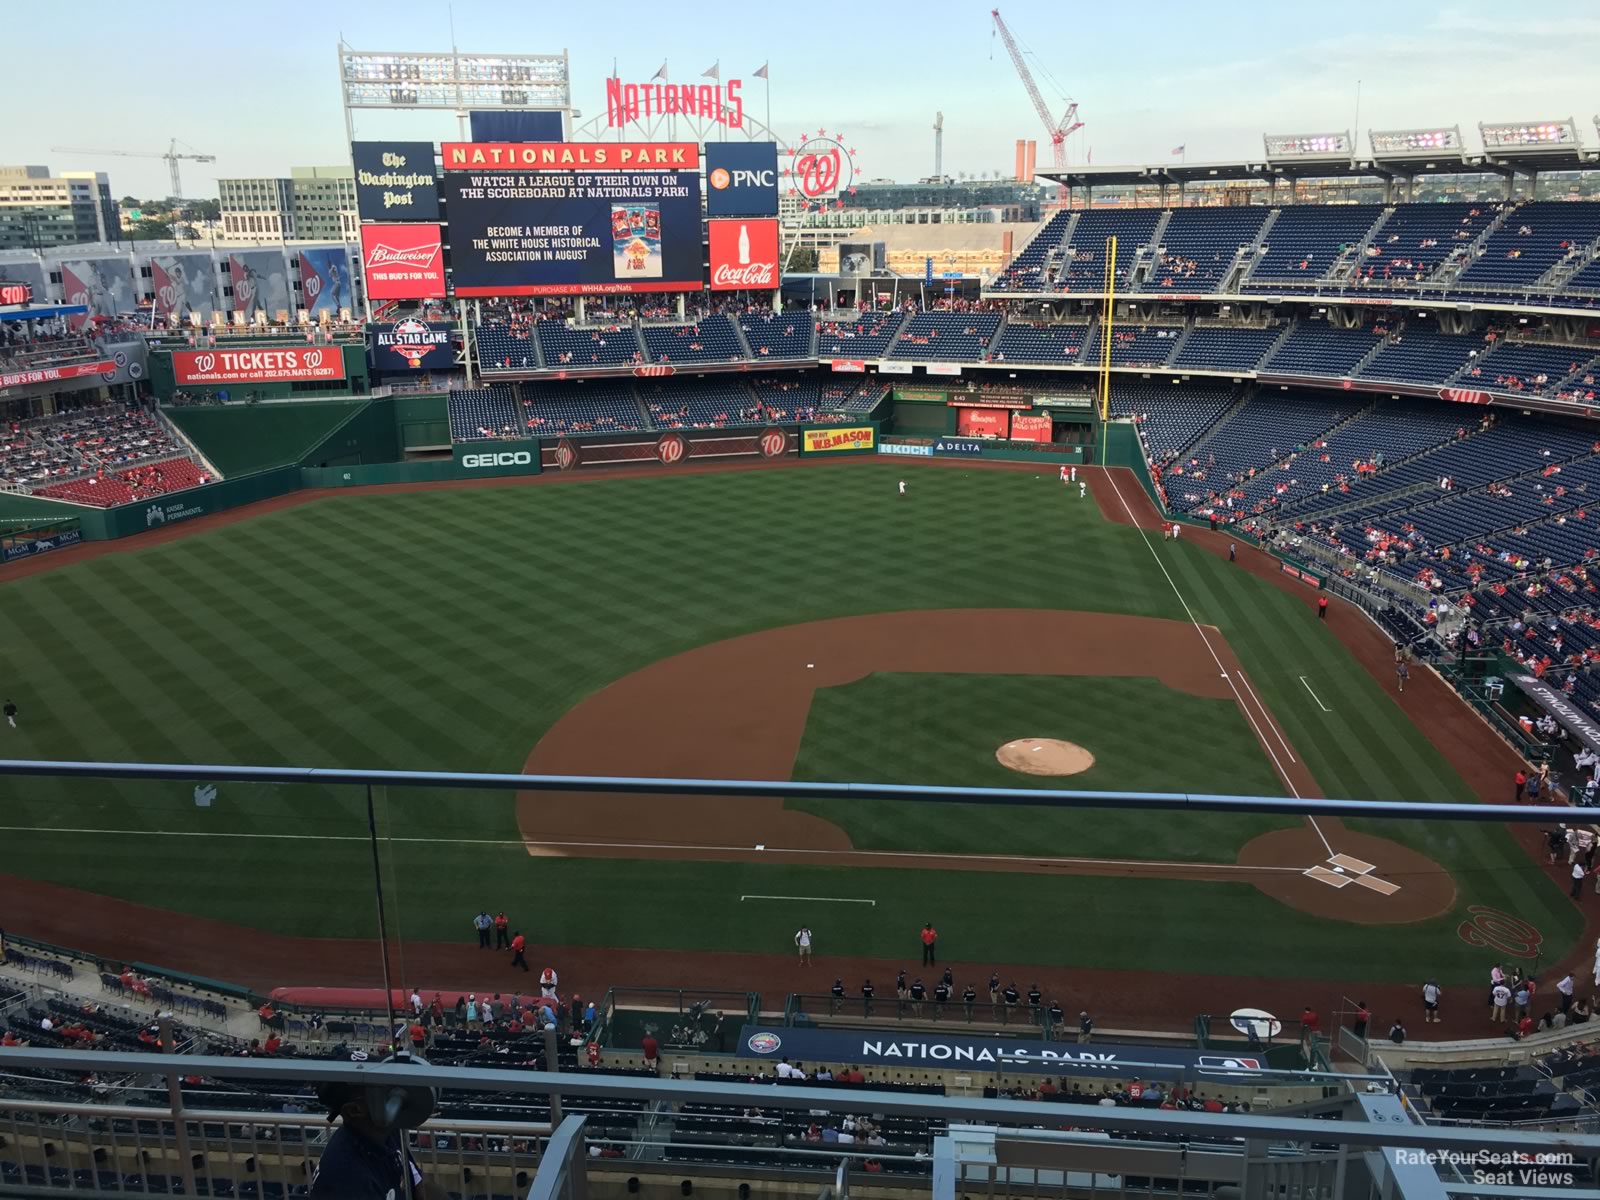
[{"x1": 1098, "y1": 234, "x2": 1117, "y2": 465}]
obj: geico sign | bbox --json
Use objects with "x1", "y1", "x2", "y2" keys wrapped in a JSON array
[{"x1": 461, "y1": 451, "x2": 533, "y2": 468}]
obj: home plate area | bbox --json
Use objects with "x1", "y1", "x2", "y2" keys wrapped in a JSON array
[{"x1": 1304, "y1": 852, "x2": 1401, "y2": 896}]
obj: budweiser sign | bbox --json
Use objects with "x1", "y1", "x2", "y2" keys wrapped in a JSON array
[
  {"x1": 360, "y1": 223, "x2": 447, "y2": 300},
  {"x1": 708, "y1": 219, "x2": 779, "y2": 292}
]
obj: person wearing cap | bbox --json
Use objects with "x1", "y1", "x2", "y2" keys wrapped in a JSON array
[{"x1": 309, "y1": 1078, "x2": 435, "y2": 1198}]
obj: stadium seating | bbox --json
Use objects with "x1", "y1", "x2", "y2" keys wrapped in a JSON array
[
  {"x1": 642, "y1": 315, "x2": 745, "y2": 365},
  {"x1": 1246, "y1": 204, "x2": 1384, "y2": 286},
  {"x1": 642, "y1": 379, "x2": 764, "y2": 430},
  {"x1": 1356, "y1": 326, "x2": 1483, "y2": 385},
  {"x1": 476, "y1": 322, "x2": 541, "y2": 371},
  {"x1": 990, "y1": 321, "x2": 1088, "y2": 365},
  {"x1": 1111, "y1": 380, "x2": 1240, "y2": 464},
  {"x1": 1085, "y1": 324, "x2": 1183, "y2": 368},
  {"x1": 1144, "y1": 207, "x2": 1269, "y2": 293},
  {"x1": 447, "y1": 387, "x2": 522, "y2": 441},
  {"x1": 1261, "y1": 320, "x2": 1383, "y2": 376},
  {"x1": 817, "y1": 311, "x2": 908, "y2": 360},
  {"x1": 749, "y1": 376, "x2": 824, "y2": 423},
  {"x1": 1455, "y1": 202, "x2": 1600, "y2": 293},
  {"x1": 536, "y1": 318, "x2": 643, "y2": 368},
  {"x1": 888, "y1": 311, "x2": 1002, "y2": 361},
  {"x1": 521, "y1": 381, "x2": 647, "y2": 435},
  {"x1": 994, "y1": 210, "x2": 1071, "y2": 290},
  {"x1": 1405, "y1": 1064, "x2": 1580, "y2": 1125},
  {"x1": 1462, "y1": 341, "x2": 1600, "y2": 397},
  {"x1": 1057, "y1": 209, "x2": 1164, "y2": 293},
  {"x1": 1171, "y1": 325, "x2": 1285, "y2": 373},
  {"x1": 741, "y1": 311, "x2": 814, "y2": 360},
  {"x1": 36, "y1": 457, "x2": 210, "y2": 507},
  {"x1": 1351, "y1": 202, "x2": 1499, "y2": 288}
]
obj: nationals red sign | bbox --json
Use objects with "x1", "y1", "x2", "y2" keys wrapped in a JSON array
[
  {"x1": 605, "y1": 79, "x2": 744, "y2": 128},
  {"x1": 171, "y1": 348, "x2": 344, "y2": 385},
  {"x1": 0, "y1": 360, "x2": 115, "y2": 390},
  {"x1": 440, "y1": 142, "x2": 698, "y2": 171},
  {"x1": 708, "y1": 219, "x2": 779, "y2": 291},
  {"x1": 360, "y1": 224, "x2": 446, "y2": 300},
  {"x1": 0, "y1": 282, "x2": 33, "y2": 307}
]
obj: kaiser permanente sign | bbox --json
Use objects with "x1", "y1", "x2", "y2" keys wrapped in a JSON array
[{"x1": 737, "y1": 1026, "x2": 1262, "y2": 1079}]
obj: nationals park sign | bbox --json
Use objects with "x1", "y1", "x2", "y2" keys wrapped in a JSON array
[
  {"x1": 171, "y1": 348, "x2": 345, "y2": 386},
  {"x1": 737, "y1": 1026, "x2": 1262, "y2": 1080}
]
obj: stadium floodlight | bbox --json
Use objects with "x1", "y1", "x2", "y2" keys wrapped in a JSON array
[
  {"x1": 1369, "y1": 126, "x2": 1463, "y2": 156},
  {"x1": 337, "y1": 47, "x2": 570, "y2": 124},
  {"x1": 1263, "y1": 131, "x2": 1352, "y2": 160},
  {"x1": 1479, "y1": 118, "x2": 1578, "y2": 152}
]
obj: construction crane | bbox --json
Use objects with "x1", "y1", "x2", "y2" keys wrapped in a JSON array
[
  {"x1": 933, "y1": 112, "x2": 944, "y2": 180},
  {"x1": 49, "y1": 138, "x2": 216, "y2": 199},
  {"x1": 990, "y1": 8, "x2": 1083, "y2": 169}
]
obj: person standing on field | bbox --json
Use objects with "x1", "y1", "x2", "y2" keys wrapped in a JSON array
[
  {"x1": 795, "y1": 927, "x2": 813, "y2": 965},
  {"x1": 1421, "y1": 980, "x2": 1441, "y2": 1023},
  {"x1": 473, "y1": 911, "x2": 492, "y2": 949},
  {"x1": 898, "y1": 480, "x2": 906, "y2": 496},
  {"x1": 494, "y1": 911, "x2": 510, "y2": 950},
  {"x1": 1059, "y1": 464, "x2": 1070, "y2": 485},
  {"x1": 1318, "y1": 596, "x2": 1329, "y2": 621},
  {"x1": 1078, "y1": 481, "x2": 1086, "y2": 500},
  {"x1": 3, "y1": 700, "x2": 17, "y2": 728},
  {"x1": 510, "y1": 931, "x2": 529, "y2": 972},
  {"x1": 920, "y1": 923, "x2": 938, "y2": 966}
]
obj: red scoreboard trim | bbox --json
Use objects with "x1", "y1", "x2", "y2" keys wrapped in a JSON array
[{"x1": 452, "y1": 280, "x2": 703, "y2": 298}]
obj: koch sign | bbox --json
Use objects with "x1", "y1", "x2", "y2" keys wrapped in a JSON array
[
  {"x1": 171, "y1": 348, "x2": 344, "y2": 386},
  {"x1": 737, "y1": 1026, "x2": 1262, "y2": 1079},
  {"x1": 705, "y1": 142, "x2": 779, "y2": 216}
]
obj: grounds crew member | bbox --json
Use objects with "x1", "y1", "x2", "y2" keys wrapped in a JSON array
[
  {"x1": 962, "y1": 982, "x2": 977, "y2": 1022},
  {"x1": 933, "y1": 978, "x2": 951, "y2": 1019},
  {"x1": 1002, "y1": 982, "x2": 1021, "y2": 1023},
  {"x1": 830, "y1": 979, "x2": 845, "y2": 1014},
  {"x1": 494, "y1": 912, "x2": 510, "y2": 950}
]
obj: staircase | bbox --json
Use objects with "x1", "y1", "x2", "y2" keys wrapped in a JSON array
[
  {"x1": 1332, "y1": 207, "x2": 1395, "y2": 284},
  {"x1": 1041, "y1": 211, "x2": 1082, "y2": 287},
  {"x1": 1163, "y1": 321, "x2": 1195, "y2": 363},
  {"x1": 730, "y1": 318, "x2": 755, "y2": 360},
  {"x1": 1256, "y1": 320, "x2": 1298, "y2": 370},
  {"x1": 1537, "y1": 235, "x2": 1600, "y2": 293},
  {"x1": 1348, "y1": 324, "x2": 1400, "y2": 377},
  {"x1": 984, "y1": 316, "x2": 1010, "y2": 361},
  {"x1": 1432, "y1": 204, "x2": 1516, "y2": 287},
  {"x1": 1134, "y1": 210, "x2": 1176, "y2": 288},
  {"x1": 1175, "y1": 385, "x2": 1251, "y2": 465},
  {"x1": 1237, "y1": 208, "x2": 1281, "y2": 286}
]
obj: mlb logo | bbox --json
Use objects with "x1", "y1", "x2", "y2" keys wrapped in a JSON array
[{"x1": 1197, "y1": 1055, "x2": 1262, "y2": 1072}]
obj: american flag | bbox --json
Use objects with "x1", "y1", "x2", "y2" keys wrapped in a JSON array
[{"x1": 1171, "y1": 145, "x2": 1186, "y2": 156}]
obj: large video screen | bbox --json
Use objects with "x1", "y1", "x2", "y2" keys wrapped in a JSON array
[{"x1": 441, "y1": 141, "x2": 702, "y2": 296}]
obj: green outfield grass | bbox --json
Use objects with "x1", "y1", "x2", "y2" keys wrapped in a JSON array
[
  {"x1": 790, "y1": 673, "x2": 1294, "y2": 860},
  {"x1": 0, "y1": 461, "x2": 1580, "y2": 984}
]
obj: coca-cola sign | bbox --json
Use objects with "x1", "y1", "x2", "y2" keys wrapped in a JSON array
[
  {"x1": 708, "y1": 219, "x2": 780, "y2": 292},
  {"x1": 360, "y1": 223, "x2": 447, "y2": 300}
]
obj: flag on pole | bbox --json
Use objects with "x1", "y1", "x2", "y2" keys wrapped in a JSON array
[
  {"x1": 652, "y1": 62, "x2": 668, "y2": 81},
  {"x1": 1171, "y1": 145, "x2": 1186, "y2": 156},
  {"x1": 703, "y1": 61, "x2": 720, "y2": 80},
  {"x1": 753, "y1": 62, "x2": 768, "y2": 79}
]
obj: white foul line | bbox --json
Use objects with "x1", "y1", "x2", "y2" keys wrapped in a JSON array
[
  {"x1": 1235, "y1": 669, "x2": 1297, "y2": 764},
  {"x1": 741, "y1": 895, "x2": 875, "y2": 905},
  {"x1": 1102, "y1": 470, "x2": 1334, "y2": 858},
  {"x1": 0, "y1": 825, "x2": 1304, "y2": 874},
  {"x1": 1299, "y1": 676, "x2": 1332, "y2": 713}
]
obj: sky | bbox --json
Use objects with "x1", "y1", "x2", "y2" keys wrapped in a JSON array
[{"x1": 10, "y1": 0, "x2": 1600, "y2": 200}]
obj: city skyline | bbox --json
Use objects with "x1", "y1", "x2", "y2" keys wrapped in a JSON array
[{"x1": 10, "y1": 0, "x2": 1600, "y2": 200}]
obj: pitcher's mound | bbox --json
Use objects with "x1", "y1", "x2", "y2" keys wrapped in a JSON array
[{"x1": 996, "y1": 738, "x2": 1095, "y2": 776}]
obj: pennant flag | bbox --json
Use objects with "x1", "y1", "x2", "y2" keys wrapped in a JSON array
[
  {"x1": 652, "y1": 61, "x2": 668, "y2": 81},
  {"x1": 703, "y1": 61, "x2": 720, "y2": 80},
  {"x1": 1171, "y1": 145, "x2": 1186, "y2": 156},
  {"x1": 753, "y1": 62, "x2": 768, "y2": 79}
]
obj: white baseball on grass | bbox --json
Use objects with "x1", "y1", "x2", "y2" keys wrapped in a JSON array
[{"x1": 807, "y1": 663, "x2": 814, "y2": 668}]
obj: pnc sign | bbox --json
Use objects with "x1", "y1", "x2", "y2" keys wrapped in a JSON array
[{"x1": 705, "y1": 143, "x2": 780, "y2": 217}]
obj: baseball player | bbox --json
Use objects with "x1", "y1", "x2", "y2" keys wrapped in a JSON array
[
  {"x1": 898, "y1": 480, "x2": 906, "y2": 496},
  {"x1": 1059, "y1": 464, "x2": 1070, "y2": 485},
  {"x1": 1069, "y1": 465, "x2": 1077, "y2": 482},
  {"x1": 1078, "y1": 481, "x2": 1087, "y2": 500}
]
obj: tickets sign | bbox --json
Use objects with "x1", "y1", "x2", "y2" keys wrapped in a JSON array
[{"x1": 171, "y1": 348, "x2": 345, "y2": 385}]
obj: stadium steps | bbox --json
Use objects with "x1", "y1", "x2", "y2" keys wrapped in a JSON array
[
  {"x1": 984, "y1": 316, "x2": 1010, "y2": 361},
  {"x1": 1539, "y1": 234, "x2": 1600, "y2": 292},
  {"x1": 1134, "y1": 210, "x2": 1175, "y2": 288},
  {"x1": 730, "y1": 319, "x2": 755, "y2": 360},
  {"x1": 1433, "y1": 205, "x2": 1514, "y2": 286},
  {"x1": 1258, "y1": 320, "x2": 1298, "y2": 370},
  {"x1": 1230, "y1": 208, "x2": 1281, "y2": 290},
  {"x1": 1171, "y1": 384, "x2": 1252, "y2": 466},
  {"x1": 1333, "y1": 206, "x2": 1397, "y2": 284},
  {"x1": 1163, "y1": 322, "x2": 1195, "y2": 362},
  {"x1": 1555, "y1": 352, "x2": 1600, "y2": 394},
  {"x1": 1348, "y1": 325, "x2": 1399, "y2": 378},
  {"x1": 1041, "y1": 211, "x2": 1081, "y2": 287},
  {"x1": 156, "y1": 410, "x2": 223, "y2": 481}
]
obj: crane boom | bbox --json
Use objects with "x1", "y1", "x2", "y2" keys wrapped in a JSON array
[
  {"x1": 990, "y1": 8, "x2": 1083, "y2": 169},
  {"x1": 49, "y1": 139, "x2": 216, "y2": 198}
]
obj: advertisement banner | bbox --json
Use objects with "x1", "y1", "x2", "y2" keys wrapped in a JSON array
[
  {"x1": 369, "y1": 319, "x2": 455, "y2": 373},
  {"x1": 1033, "y1": 394, "x2": 1095, "y2": 410},
  {"x1": 59, "y1": 259, "x2": 137, "y2": 330},
  {"x1": 441, "y1": 142, "x2": 699, "y2": 171},
  {"x1": 0, "y1": 360, "x2": 116, "y2": 390},
  {"x1": 925, "y1": 362, "x2": 962, "y2": 376},
  {"x1": 140, "y1": 493, "x2": 208, "y2": 529},
  {"x1": 228, "y1": 252, "x2": 291, "y2": 321},
  {"x1": 352, "y1": 141, "x2": 439, "y2": 221},
  {"x1": 150, "y1": 254, "x2": 217, "y2": 321},
  {"x1": 171, "y1": 348, "x2": 345, "y2": 386},
  {"x1": 896, "y1": 388, "x2": 947, "y2": 402},
  {"x1": 708, "y1": 219, "x2": 779, "y2": 291},
  {"x1": 298, "y1": 248, "x2": 352, "y2": 316},
  {"x1": 830, "y1": 360, "x2": 866, "y2": 373},
  {"x1": 877, "y1": 361, "x2": 913, "y2": 375},
  {"x1": 878, "y1": 442, "x2": 933, "y2": 457},
  {"x1": 2, "y1": 528, "x2": 81, "y2": 563},
  {"x1": 440, "y1": 161, "x2": 703, "y2": 296},
  {"x1": 452, "y1": 440, "x2": 541, "y2": 476},
  {"x1": 1010, "y1": 412, "x2": 1053, "y2": 443},
  {"x1": 1278, "y1": 561, "x2": 1324, "y2": 588},
  {"x1": 704, "y1": 142, "x2": 780, "y2": 216},
  {"x1": 802, "y1": 425, "x2": 875, "y2": 454},
  {"x1": 956, "y1": 407, "x2": 1008, "y2": 438},
  {"x1": 360, "y1": 224, "x2": 447, "y2": 300},
  {"x1": 604, "y1": 78, "x2": 745, "y2": 129},
  {"x1": 933, "y1": 437, "x2": 985, "y2": 456},
  {"x1": 737, "y1": 1025, "x2": 1257, "y2": 1080},
  {"x1": 0, "y1": 262, "x2": 46, "y2": 306}
]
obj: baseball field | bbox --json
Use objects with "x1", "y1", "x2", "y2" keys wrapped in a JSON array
[{"x1": 0, "y1": 458, "x2": 1587, "y2": 1026}]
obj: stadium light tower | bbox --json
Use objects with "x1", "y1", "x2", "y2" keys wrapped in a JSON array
[
  {"x1": 991, "y1": 9, "x2": 1083, "y2": 169},
  {"x1": 335, "y1": 42, "x2": 572, "y2": 141},
  {"x1": 1263, "y1": 131, "x2": 1353, "y2": 161},
  {"x1": 1479, "y1": 118, "x2": 1578, "y2": 152}
]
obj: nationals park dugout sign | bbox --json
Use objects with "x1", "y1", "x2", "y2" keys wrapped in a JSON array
[
  {"x1": 439, "y1": 142, "x2": 704, "y2": 296},
  {"x1": 171, "y1": 348, "x2": 345, "y2": 386},
  {"x1": 738, "y1": 1026, "x2": 1263, "y2": 1080}
]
